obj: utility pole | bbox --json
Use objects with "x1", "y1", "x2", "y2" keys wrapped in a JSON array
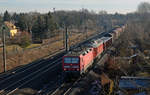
[
  {"x1": 84, "y1": 12, "x2": 88, "y2": 39},
  {"x1": 2, "y1": 26, "x2": 6, "y2": 72},
  {"x1": 63, "y1": 27, "x2": 65, "y2": 48},
  {"x1": 85, "y1": 26, "x2": 88, "y2": 39},
  {"x1": 65, "y1": 26, "x2": 69, "y2": 52},
  {"x1": 82, "y1": 8, "x2": 88, "y2": 39},
  {"x1": 53, "y1": 8, "x2": 56, "y2": 22}
]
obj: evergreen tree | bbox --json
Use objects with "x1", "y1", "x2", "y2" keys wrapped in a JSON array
[
  {"x1": 44, "y1": 12, "x2": 58, "y2": 38},
  {"x1": 32, "y1": 15, "x2": 45, "y2": 42},
  {"x1": 15, "y1": 13, "x2": 28, "y2": 31},
  {"x1": 3, "y1": 10, "x2": 11, "y2": 21}
]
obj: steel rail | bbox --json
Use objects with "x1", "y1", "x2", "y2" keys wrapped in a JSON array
[{"x1": 0, "y1": 58, "x2": 62, "y2": 95}]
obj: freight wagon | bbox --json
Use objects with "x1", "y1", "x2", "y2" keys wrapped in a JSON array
[{"x1": 62, "y1": 25, "x2": 125, "y2": 77}]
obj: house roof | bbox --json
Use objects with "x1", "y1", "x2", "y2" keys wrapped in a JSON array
[
  {"x1": 133, "y1": 92, "x2": 146, "y2": 95},
  {"x1": 4, "y1": 21, "x2": 16, "y2": 30},
  {"x1": 119, "y1": 76, "x2": 150, "y2": 89}
]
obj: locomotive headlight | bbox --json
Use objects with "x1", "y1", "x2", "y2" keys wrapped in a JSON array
[{"x1": 72, "y1": 66, "x2": 79, "y2": 68}]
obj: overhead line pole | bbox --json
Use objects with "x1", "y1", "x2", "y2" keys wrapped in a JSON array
[
  {"x1": 82, "y1": 8, "x2": 88, "y2": 39},
  {"x1": 65, "y1": 26, "x2": 69, "y2": 52},
  {"x1": 84, "y1": 12, "x2": 88, "y2": 39},
  {"x1": 2, "y1": 26, "x2": 6, "y2": 72}
]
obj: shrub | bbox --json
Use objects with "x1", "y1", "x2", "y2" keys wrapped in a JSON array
[{"x1": 18, "y1": 32, "x2": 32, "y2": 48}]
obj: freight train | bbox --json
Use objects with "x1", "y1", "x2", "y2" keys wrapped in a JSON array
[{"x1": 62, "y1": 25, "x2": 125, "y2": 77}]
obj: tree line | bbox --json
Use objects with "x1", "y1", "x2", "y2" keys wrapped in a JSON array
[
  {"x1": 0, "y1": 9, "x2": 126, "y2": 41},
  {"x1": 1, "y1": 2, "x2": 150, "y2": 44},
  {"x1": 1, "y1": 2, "x2": 150, "y2": 39},
  {"x1": 124, "y1": 2, "x2": 150, "y2": 53}
]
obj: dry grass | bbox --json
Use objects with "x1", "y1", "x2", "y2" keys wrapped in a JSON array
[
  {"x1": 0, "y1": 30, "x2": 97, "y2": 72},
  {"x1": 0, "y1": 45, "x2": 22, "y2": 54},
  {"x1": 136, "y1": 72, "x2": 150, "y2": 77},
  {"x1": 26, "y1": 44, "x2": 41, "y2": 49}
]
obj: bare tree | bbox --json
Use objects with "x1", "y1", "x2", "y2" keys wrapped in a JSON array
[{"x1": 137, "y1": 2, "x2": 150, "y2": 13}]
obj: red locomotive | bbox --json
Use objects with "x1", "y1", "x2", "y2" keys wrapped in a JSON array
[{"x1": 62, "y1": 26, "x2": 125, "y2": 76}]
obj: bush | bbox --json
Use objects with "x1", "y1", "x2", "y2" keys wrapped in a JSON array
[{"x1": 18, "y1": 32, "x2": 32, "y2": 48}]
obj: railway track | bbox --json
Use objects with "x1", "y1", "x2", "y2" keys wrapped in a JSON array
[
  {"x1": 59, "y1": 55, "x2": 110, "y2": 95},
  {"x1": 0, "y1": 57, "x2": 62, "y2": 95},
  {"x1": 0, "y1": 50, "x2": 65, "y2": 81},
  {"x1": 47, "y1": 55, "x2": 108, "y2": 95},
  {"x1": 49, "y1": 78, "x2": 81, "y2": 95},
  {"x1": 0, "y1": 51, "x2": 65, "y2": 90},
  {"x1": 34, "y1": 32, "x2": 109, "y2": 95},
  {"x1": 0, "y1": 31, "x2": 108, "y2": 95},
  {"x1": 0, "y1": 59, "x2": 44, "y2": 80},
  {"x1": 48, "y1": 44, "x2": 112, "y2": 95}
]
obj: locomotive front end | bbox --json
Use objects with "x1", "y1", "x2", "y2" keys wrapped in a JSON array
[{"x1": 62, "y1": 56, "x2": 80, "y2": 77}]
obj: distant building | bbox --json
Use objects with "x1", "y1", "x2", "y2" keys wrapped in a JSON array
[{"x1": 4, "y1": 21, "x2": 18, "y2": 37}]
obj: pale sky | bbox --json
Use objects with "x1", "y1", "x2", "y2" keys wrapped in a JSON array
[{"x1": 0, "y1": 0, "x2": 150, "y2": 14}]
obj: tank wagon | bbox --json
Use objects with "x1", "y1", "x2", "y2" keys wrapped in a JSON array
[{"x1": 62, "y1": 25, "x2": 125, "y2": 77}]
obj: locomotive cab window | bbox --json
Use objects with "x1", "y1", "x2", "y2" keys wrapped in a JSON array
[
  {"x1": 64, "y1": 58, "x2": 71, "y2": 63},
  {"x1": 72, "y1": 58, "x2": 79, "y2": 63},
  {"x1": 64, "y1": 57, "x2": 79, "y2": 64}
]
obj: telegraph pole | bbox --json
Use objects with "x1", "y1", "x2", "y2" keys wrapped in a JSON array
[{"x1": 2, "y1": 26, "x2": 6, "y2": 72}]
